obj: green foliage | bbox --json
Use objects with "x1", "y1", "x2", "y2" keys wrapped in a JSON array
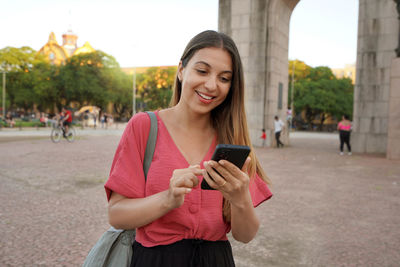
[
  {"x1": 136, "y1": 66, "x2": 176, "y2": 111},
  {"x1": 109, "y1": 69, "x2": 133, "y2": 119},
  {"x1": 1, "y1": 46, "x2": 177, "y2": 120},
  {"x1": 289, "y1": 60, "x2": 354, "y2": 130},
  {"x1": 0, "y1": 46, "x2": 45, "y2": 72},
  {"x1": 31, "y1": 62, "x2": 61, "y2": 112}
]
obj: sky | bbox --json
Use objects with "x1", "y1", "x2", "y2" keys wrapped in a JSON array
[{"x1": 1, "y1": 0, "x2": 358, "y2": 69}]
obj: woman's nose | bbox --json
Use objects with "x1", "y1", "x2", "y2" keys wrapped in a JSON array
[{"x1": 204, "y1": 76, "x2": 217, "y2": 90}]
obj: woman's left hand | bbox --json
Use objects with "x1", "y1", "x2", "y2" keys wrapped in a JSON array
[{"x1": 203, "y1": 157, "x2": 252, "y2": 208}]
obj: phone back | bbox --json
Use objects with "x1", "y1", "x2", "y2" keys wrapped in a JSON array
[{"x1": 211, "y1": 144, "x2": 250, "y2": 169}]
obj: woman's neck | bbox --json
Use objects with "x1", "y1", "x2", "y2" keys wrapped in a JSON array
[{"x1": 168, "y1": 105, "x2": 213, "y2": 132}]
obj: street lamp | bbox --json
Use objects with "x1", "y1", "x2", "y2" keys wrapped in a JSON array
[
  {"x1": 290, "y1": 61, "x2": 295, "y2": 131},
  {"x1": 2, "y1": 72, "x2": 5, "y2": 119},
  {"x1": 132, "y1": 68, "x2": 136, "y2": 115}
]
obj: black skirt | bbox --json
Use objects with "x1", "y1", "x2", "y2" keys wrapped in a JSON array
[{"x1": 130, "y1": 239, "x2": 235, "y2": 267}]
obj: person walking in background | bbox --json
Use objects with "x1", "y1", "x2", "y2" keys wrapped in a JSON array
[
  {"x1": 93, "y1": 113, "x2": 97, "y2": 129},
  {"x1": 337, "y1": 115, "x2": 352, "y2": 155},
  {"x1": 104, "y1": 113, "x2": 108, "y2": 129},
  {"x1": 286, "y1": 108, "x2": 293, "y2": 130},
  {"x1": 5, "y1": 112, "x2": 15, "y2": 128},
  {"x1": 260, "y1": 128, "x2": 267, "y2": 147},
  {"x1": 60, "y1": 107, "x2": 72, "y2": 134},
  {"x1": 105, "y1": 30, "x2": 272, "y2": 267},
  {"x1": 274, "y1": 115, "x2": 284, "y2": 148}
]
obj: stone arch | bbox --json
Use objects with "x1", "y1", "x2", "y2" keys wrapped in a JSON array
[{"x1": 218, "y1": 0, "x2": 400, "y2": 158}]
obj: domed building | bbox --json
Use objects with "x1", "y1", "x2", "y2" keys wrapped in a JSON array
[{"x1": 38, "y1": 30, "x2": 95, "y2": 65}]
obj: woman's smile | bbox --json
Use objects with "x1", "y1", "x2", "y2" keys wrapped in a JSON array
[{"x1": 196, "y1": 90, "x2": 216, "y2": 103}]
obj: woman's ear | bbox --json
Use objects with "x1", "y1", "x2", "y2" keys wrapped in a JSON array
[{"x1": 177, "y1": 61, "x2": 183, "y2": 82}]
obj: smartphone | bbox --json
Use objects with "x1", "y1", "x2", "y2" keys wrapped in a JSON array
[{"x1": 201, "y1": 144, "x2": 251, "y2": 190}]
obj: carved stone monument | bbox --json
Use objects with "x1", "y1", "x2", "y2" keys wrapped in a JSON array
[
  {"x1": 219, "y1": 0, "x2": 399, "y2": 158},
  {"x1": 387, "y1": 0, "x2": 400, "y2": 159},
  {"x1": 219, "y1": 0, "x2": 300, "y2": 147},
  {"x1": 352, "y1": 0, "x2": 399, "y2": 155}
]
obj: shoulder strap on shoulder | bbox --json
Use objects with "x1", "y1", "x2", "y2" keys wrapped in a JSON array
[{"x1": 143, "y1": 112, "x2": 158, "y2": 181}]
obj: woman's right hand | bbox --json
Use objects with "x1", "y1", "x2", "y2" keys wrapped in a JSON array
[{"x1": 166, "y1": 165, "x2": 202, "y2": 209}]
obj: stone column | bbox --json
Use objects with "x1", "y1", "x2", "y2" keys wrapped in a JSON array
[
  {"x1": 352, "y1": 0, "x2": 399, "y2": 154},
  {"x1": 219, "y1": 0, "x2": 299, "y2": 147},
  {"x1": 387, "y1": 59, "x2": 400, "y2": 160}
]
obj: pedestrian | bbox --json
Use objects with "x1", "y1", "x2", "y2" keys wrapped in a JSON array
[
  {"x1": 274, "y1": 115, "x2": 284, "y2": 148},
  {"x1": 337, "y1": 115, "x2": 352, "y2": 155},
  {"x1": 286, "y1": 108, "x2": 293, "y2": 129},
  {"x1": 5, "y1": 112, "x2": 15, "y2": 128},
  {"x1": 260, "y1": 128, "x2": 267, "y2": 147},
  {"x1": 104, "y1": 30, "x2": 272, "y2": 267},
  {"x1": 93, "y1": 113, "x2": 97, "y2": 129},
  {"x1": 100, "y1": 113, "x2": 105, "y2": 128},
  {"x1": 104, "y1": 113, "x2": 108, "y2": 129}
]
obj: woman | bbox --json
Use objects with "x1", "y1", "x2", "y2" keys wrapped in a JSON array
[
  {"x1": 105, "y1": 30, "x2": 272, "y2": 267},
  {"x1": 337, "y1": 115, "x2": 352, "y2": 155}
]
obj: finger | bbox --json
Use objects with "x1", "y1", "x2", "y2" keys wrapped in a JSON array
[
  {"x1": 202, "y1": 170, "x2": 219, "y2": 189},
  {"x1": 204, "y1": 161, "x2": 228, "y2": 187},
  {"x1": 241, "y1": 157, "x2": 251, "y2": 173},
  {"x1": 189, "y1": 165, "x2": 205, "y2": 177},
  {"x1": 189, "y1": 173, "x2": 200, "y2": 187},
  {"x1": 172, "y1": 187, "x2": 192, "y2": 197},
  {"x1": 174, "y1": 173, "x2": 199, "y2": 188},
  {"x1": 218, "y1": 158, "x2": 250, "y2": 184},
  {"x1": 209, "y1": 160, "x2": 233, "y2": 182},
  {"x1": 219, "y1": 157, "x2": 250, "y2": 176}
]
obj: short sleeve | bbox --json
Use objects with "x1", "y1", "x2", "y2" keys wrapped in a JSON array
[
  {"x1": 104, "y1": 112, "x2": 151, "y2": 201},
  {"x1": 249, "y1": 173, "x2": 273, "y2": 207}
]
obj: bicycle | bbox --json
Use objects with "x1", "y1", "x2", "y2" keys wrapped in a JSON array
[{"x1": 51, "y1": 122, "x2": 76, "y2": 143}]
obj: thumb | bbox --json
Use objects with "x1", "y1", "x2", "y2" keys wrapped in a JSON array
[{"x1": 241, "y1": 157, "x2": 251, "y2": 174}]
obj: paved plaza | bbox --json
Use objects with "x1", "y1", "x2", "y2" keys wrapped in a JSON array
[{"x1": 0, "y1": 127, "x2": 399, "y2": 266}]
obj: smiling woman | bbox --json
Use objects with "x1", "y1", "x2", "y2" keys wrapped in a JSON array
[
  {"x1": 104, "y1": 30, "x2": 272, "y2": 267},
  {"x1": 176, "y1": 47, "x2": 232, "y2": 111}
]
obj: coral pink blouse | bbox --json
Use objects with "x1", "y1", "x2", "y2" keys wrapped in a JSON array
[
  {"x1": 105, "y1": 111, "x2": 272, "y2": 247},
  {"x1": 338, "y1": 122, "x2": 351, "y2": 131}
]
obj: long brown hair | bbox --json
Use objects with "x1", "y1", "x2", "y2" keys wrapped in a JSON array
[{"x1": 170, "y1": 30, "x2": 270, "y2": 221}]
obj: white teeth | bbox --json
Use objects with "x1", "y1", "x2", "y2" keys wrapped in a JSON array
[{"x1": 197, "y1": 91, "x2": 214, "y2": 100}]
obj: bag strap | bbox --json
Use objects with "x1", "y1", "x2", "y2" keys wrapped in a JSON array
[
  {"x1": 105, "y1": 112, "x2": 156, "y2": 235},
  {"x1": 143, "y1": 111, "x2": 157, "y2": 180}
]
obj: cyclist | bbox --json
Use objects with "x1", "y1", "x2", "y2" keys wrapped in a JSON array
[{"x1": 60, "y1": 107, "x2": 72, "y2": 137}]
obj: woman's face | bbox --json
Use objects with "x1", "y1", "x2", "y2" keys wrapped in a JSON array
[{"x1": 177, "y1": 47, "x2": 232, "y2": 115}]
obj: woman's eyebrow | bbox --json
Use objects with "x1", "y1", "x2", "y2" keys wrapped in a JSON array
[
  {"x1": 194, "y1": 61, "x2": 211, "y2": 67},
  {"x1": 194, "y1": 61, "x2": 232, "y2": 74}
]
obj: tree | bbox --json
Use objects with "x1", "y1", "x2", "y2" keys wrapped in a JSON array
[
  {"x1": 107, "y1": 69, "x2": 132, "y2": 119},
  {"x1": 291, "y1": 64, "x2": 354, "y2": 130},
  {"x1": 0, "y1": 46, "x2": 48, "y2": 111},
  {"x1": 0, "y1": 46, "x2": 178, "y2": 120},
  {"x1": 31, "y1": 62, "x2": 61, "y2": 113},
  {"x1": 288, "y1": 60, "x2": 311, "y2": 107},
  {"x1": 60, "y1": 51, "x2": 121, "y2": 109},
  {"x1": 0, "y1": 46, "x2": 45, "y2": 72},
  {"x1": 136, "y1": 66, "x2": 176, "y2": 111},
  {"x1": 6, "y1": 70, "x2": 36, "y2": 111}
]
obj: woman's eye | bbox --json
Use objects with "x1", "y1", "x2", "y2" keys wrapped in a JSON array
[
  {"x1": 196, "y1": 69, "x2": 207, "y2": 74},
  {"x1": 220, "y1": 76, "x2": 231, "y2": 83}
]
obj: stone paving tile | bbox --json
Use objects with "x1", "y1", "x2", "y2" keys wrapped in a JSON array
[{"x1": 0, "y1": 132, "x2": 399, "y2": 266}]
